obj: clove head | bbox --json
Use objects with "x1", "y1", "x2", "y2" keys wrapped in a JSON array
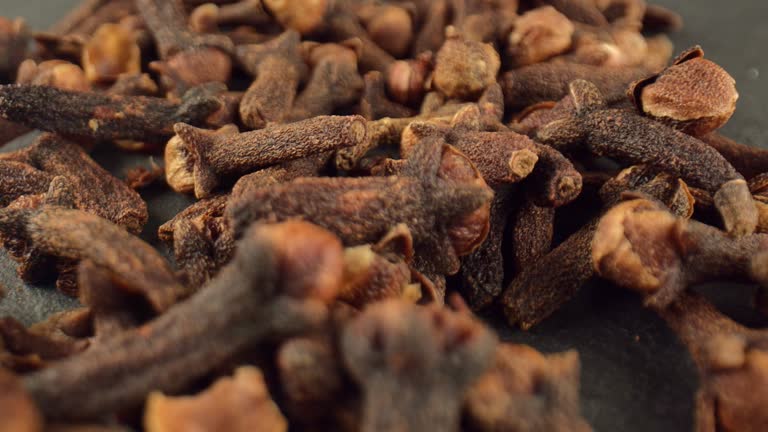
[
  {"x1": 433, "y1": 33, "x2": 501, "y2": 100},
  {"x1": 264, "y1": 0, "x2": 330, "y2": 35},
  {"x1": 506, "y1": 6, "x2": 575, "y2": 67},
  {"x1": 630, "y1": 46, "x2": 738, "y2": 137},
  {"x1": 386, "y1": 53, "x2": 433, "y2": 106},
  {"x1": 82, "y1": 23, "x2": 141, "y2": 84}
]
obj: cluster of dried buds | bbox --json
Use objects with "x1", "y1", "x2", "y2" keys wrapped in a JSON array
[{"x1": 0, "y1": 0, "x2": 765, "y2": 430}]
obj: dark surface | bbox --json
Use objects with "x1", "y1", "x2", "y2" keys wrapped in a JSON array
[{"x1": 1, "y1": 1, "x2": 767, "y2": 431}]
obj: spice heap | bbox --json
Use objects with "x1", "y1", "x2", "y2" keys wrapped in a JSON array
[{"x1": 0, "y1": 0, "x2": 765, "y2": 431}]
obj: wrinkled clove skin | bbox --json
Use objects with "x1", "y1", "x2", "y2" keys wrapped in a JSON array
[
  {"x1": 235, "y1": 30, "x2": 307, "y2": 129},
  {"x1": 0, "y1": 370, "x2": 44, "y2": 432},
  {"x1": 169, "y1": 115, "x2": 366, "y2": 198},
  {"x1": 629, "y1": 46, "x2": 738, "y2": 137},
  {"x1": 339, "y1": 224, "x2": 422, "y2": 307},
  {"x1": 0, "y1": 208, "x2": 185, "y2": 311},
  {"x1": 648, "y1": 293, "x2": 768, "y2": 432},
  {"x1": 23, "y1": 221, "x2": 343, "y2": 421},
  {"x1": 137, "y1": 0, "x2": 233, "y2": 96},
  {"x1": 592, "y1": 199, "x2": 768, "y2": 309},
  {"x1": 341, "y1": 300, "x2": 497, "y2": 432},
  {"x1": 504, "y1": 166, "x2": 695, "y2": 329},
  {"x1": 510, "y1": 199, "x2": 556, "y2": 273},
  {"x1": 464, "y1": 344, "x2": 592, "y2": 432},
  {"x1": 502, "y1": 62, "x2": 648, "y2": 110},
  {"x1": 77, "y1": 260, "x2": 144, "y2": 337},
  {"x1": 228, "y1": 136, "x2": 493, "y2": 276},
  {"x1": 507, "y1": 6, "x2": 575, "y2": 67},
  {"x1": 0, "y1": 17, "x2": 29, "y2": 82},
  {"x1": 0, "y1": 315, "x2": 88, "y2": 362},
  {"x1": 144, "y1": 367, "x2": 288, "y2": 432},
  {"x1": 2, "y1": 134, "x2": 147, "y2": 233},
  {"x1": 0, "y1": 161, "x2": 53, "y2": 207},
  {"x1": 286, "y1": 42, "x2": 364, "y2": 122},
  {"x1": 701, "y1": 132, "x2": 768, "y2": 180},
  {"x1": 538, "y1": 80, "x2": 757, "y2": 236},
  {"x1": 0, "y1": 83, "x2": 223, "y2": 142},
  {"x1": 433, "y1": 33, "x2": 501, "y2": 101}
]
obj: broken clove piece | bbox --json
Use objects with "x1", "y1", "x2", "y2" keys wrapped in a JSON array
[
  {"x1": 341, "y1": 300, "x2": 497, "y2": 432},
  {"x1": 23, "y1": 220, "x2": 343, "y2": 420}
]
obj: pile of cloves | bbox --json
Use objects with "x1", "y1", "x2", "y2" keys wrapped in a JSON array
[{"x1": 0, "y1": 0, "x2": 765, "y2": 430}]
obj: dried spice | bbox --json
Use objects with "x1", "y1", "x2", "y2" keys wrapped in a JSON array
[
  {"x1": 593, "y1": 198, "x2": 768, "y2": 309},
  {"x1": 341, "y1": 300, "x2": 497, "y2": 432},
  {"x1": 629, "y1": 46, "x2": 738, "y2": 136},
  {"x1": 464, "y1": 344, "x2": 592, "y2": 432},
  {"x1": 0, "y1": 83, "x2": 224, "y2": 143},
  {"x1": 0, "y1": 16, "x2": 29, "y2": 82},
  {"x1": 81, "y1": 23, "x2": 141, "y2": 84},
  {"x1": 169, "y1": 115, "x2": 366, "y2": 198},
  {"x1": 227, "y1": 135, "x2": 493, "y2": 277},
  {"x1": 506, "y1": 6, "x2": 575, "y2": 67},
  {"x1": 145, "y1": 367, "x2": 288, "y2": 432},
  {"x1": 23, "y1": 221, "x2": 342, "y2": 420},
  {"x1": 433, "y1": 32, "x2": 501, "y2": 100},
  {"x1": 538, "y1": 79, "x2": 757, "y2": 236}
]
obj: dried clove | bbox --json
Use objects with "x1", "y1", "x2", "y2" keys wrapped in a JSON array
[
  {"x1": 144, "y1": 366, "x2": 288, "y2": 432},
  {"x1": 0, "y1": 83, "x2": 224, "y2": 143},
  {"x1": 227, "y1": 135, "x2": 493, "y2": 277},
  {"x1": 81, "y1": 23, "x2": 141, "y2": 84},
  {"x1": 0, "y1": 207, "x2": 185, "y2": 309},
  {"x1": 701, "y1": 132, "x2": 768, "y2": 180},
  {"x1": 592, "y1": 198, "x2": 768, "y2": 309},
  {"x1": 137, "y1": 0, "x2": 234, "y2": 96},
  {"x1": 433, "y1": 32, "x2": 501, "y2": 100},
  {"x1": 168, "y1": 115, "x2": 367, "y2": 198},
  {"x1": 235, "y1": 30, "x2": 306, "y2": 129},
  {"x1": 506, "y1": 6, "x2": 575, "y2": 67},
  {"x1": 23, "y1": 220, "x2": 342, "y2": 420},
  {"x1": 464, "y1": 343, "x2": 592, "y2": 432},
  {"x1": 341, "y1": 299, "x2": 497, "y2": 432},
  {"x1": 360, "y1": 71, "x2": 416, "y2": 120},
  {"x1": 0, "y1": 16, "x2": 29, "y2": 82},
  {"x1": 538, "y1": 79, "x2": 758, "y2": 236}
]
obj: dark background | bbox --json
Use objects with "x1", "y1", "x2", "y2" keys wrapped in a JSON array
[{"x1": 2, "y1": 1, "x2": 767, "y2": 430}]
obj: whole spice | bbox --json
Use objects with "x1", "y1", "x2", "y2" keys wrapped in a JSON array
[
  {"x1": 0, "y1": 83, "x2": 224, "y2": 143},
  {"x1": 341, "y1": 299, "x2": 497, "y2": 432},
  {"x1": 23, "y1": 220, "x2": 343, "y2": 420},
  {"x1": 537, "y1": 79, "x2": 758, "y2": 236},
  {"x1": 168, "y1": 115, "x2": 367, "y2": 198},
  {"x1": 81, "y1": 23, "x2": 141, "y2": 84},
  {"x1": 433, "y1": 32, "x2": 501, "y2": 100},
  {"x1": 144, "y1": 367, "x2": 288, "y2": 432},
  {"x1": 0, "y1": 16, "x2": 29, "y2": 82},
  {"x1": 506, "y1": 6, "x2": 575, "y2": 67},
  {"x1": 0, "y1": 370, "x2": 43, "y2": 432}
]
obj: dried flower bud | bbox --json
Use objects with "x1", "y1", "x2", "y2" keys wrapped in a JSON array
[
  {"x1": 0, "y1": 17, "x2": 29, "y2": 82},
  {"x1": 433, "y1": 33, "x2": 500, "y2": 100},
  {"x1": 507, "y1": 6, "x2": 574, "y2": 66},
  {"x1": 145, "y1": 367, "x2": 288, "y2": 432},
  {"x1": 359, "y1": 4, "x2": 413, "y2": 58},
  {"x1": 264, "y1": 0, "x2": 330, "y2": 35},
  {"x1": 0, "y1": 370, "x2": 43, "y2": 432},
  {"x1": 16, "y1": 60, "x2": 90, "y2": 92},
  {"x1": 630, "y1": 46, "x2": 738, "y2": 137},
  {"x1": 385, "y1": 53, "x2": 432, "y2": 106},
  {"x1": 82, "y1": 23, "x2": 141, "y2": 84}
]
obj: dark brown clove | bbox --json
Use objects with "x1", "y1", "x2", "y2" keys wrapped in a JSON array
[
  {"x1": 144, "y1": 366, "x2": 288, "y2": 432},
  {"x1": 538, "y1": 79, "x2": 757, "y2": 236},
  {"x1": 137, "y1": 0, "x2": 234, "y2": 96},
  {"x1": 325, "y1": 9, "x2": 396, "y2": 73},
  {"x1": 0, "y1": 161, "x2": 53, "y2": 207},
  {"x1": 412, "y1": 0, "x2": 448, "y2": 56},
  {"x1": 0, "y1": 207, "x2": 185, "y2": 310},
  {"x1": 169, "y1": 115, "x2": 367, "y2": 198},
  {"x1": 235, "y1": 30, "x2": 307, "y2": 129},
  {"x1": 592, "y1": 198, "x2": 768, "y2": 309},
  {"x1": 0, "y1": 16, "x2": 29, "y2": 82},
  {"x1": 227, "y1": 135, "x2": 494, "y2": 277},
  {"x1": 502, "y1": 62, "x2": 649, "y2": 110},
  {"x1": 360, "y1": 71, "x2": 416, "y2": 120},
  {"x1": 23, "y1": 220, "x2": 343, "y2": 420},
  {"x1": 433, "y1": 32, "x2": 501, "y2": 101},
  {"x1": 286, "y1": 41, "x2": 364, "y2": 122},
  {"x1": 2, "y1": 134, "x2": 147, "y2": 233},
  {"x1": 701, "y1": 132, "x2": 768, "y2": 180},
  {"x1": 0, "y1": 83, "x2": 224, "y2": 143},
  {"x1": 509, "y1": 198, "x2": 556, "y2": 273},
  {"x1": 464, "y1": 343, "x2": 592, "y2": 432},
  {"x1": 341, "y1": 300, "x2": 497, "y2": 432}
]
